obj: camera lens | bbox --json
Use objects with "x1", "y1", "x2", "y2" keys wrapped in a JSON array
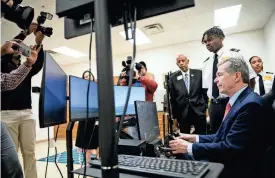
[{"x1": 3, "y1": 5, "x2": 34, "y2": 30}]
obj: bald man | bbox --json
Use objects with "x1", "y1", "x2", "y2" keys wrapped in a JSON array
[{"x1": 169, "y1": 54, "x2": 208, "y2": 134}]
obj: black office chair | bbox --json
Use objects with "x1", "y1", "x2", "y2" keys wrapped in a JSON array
[{"x1": 261, "y1": 82, "x2": 275, "y2": 178}]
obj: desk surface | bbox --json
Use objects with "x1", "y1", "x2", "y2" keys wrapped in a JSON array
[{"x1": 72, "y1": 163, "x2": 224, "y2": 178}]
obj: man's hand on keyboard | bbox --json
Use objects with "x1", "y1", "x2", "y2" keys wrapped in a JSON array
[
  {"x1": 169, "y1": 139, "x2": 189, "y2": 154},
  {"x1": 177, "y1": 133, "x2": 197, "y2": 143}
]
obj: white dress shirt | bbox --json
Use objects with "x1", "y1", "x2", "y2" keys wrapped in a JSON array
[
  {"x1": 202, "y1": 46, "x2": 256, "y2": 99},
  {"x1": 254, "y1": 71, "x2": 274, "y2": 95}
]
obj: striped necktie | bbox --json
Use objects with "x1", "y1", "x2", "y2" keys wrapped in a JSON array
[{"x1": 184, "y1": 73, "x2": 189, "y2": 93}]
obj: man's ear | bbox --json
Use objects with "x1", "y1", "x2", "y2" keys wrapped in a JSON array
[{"x1": 235, "y1": 72, "x2": 242, "y2": 82}]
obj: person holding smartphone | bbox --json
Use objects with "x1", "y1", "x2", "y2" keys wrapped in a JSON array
[
  {"x1": 1, "y1": 40, "x2": 41, "y2": 178},
  {"x1": 1, "y1": 40, "x2": 40, "y2": 90},
  {"x1": 1, "y1": 27, "x2": 44, "y2": 178}
]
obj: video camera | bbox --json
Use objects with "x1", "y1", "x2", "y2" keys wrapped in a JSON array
[
  {"x1": 1, "y1": 0, "x2": 34, "y2": 30},
  {"x1": 36, "y1": 11, "x2": 53, "y2": 37},
  {"x1": 121, "y1": 56, "x2": 142, "y2": 85}
]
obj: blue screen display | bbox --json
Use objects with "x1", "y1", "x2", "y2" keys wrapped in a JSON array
[
  {"x1": 39, "y1": 52, "x2": 67, "y2": 128},
  {"x1": 114, "y1": 86, "x2": 145, "y2": 116},
  {"x1": 69, "y1": 76, "x2": 146, "y2": 121},
  {"x1": 70, "y1": 76, "x2": 99, "y2": 121}
]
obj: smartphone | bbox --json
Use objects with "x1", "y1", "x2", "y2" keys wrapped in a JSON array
[
  {"x1": 18, "y1": 42, "x2": 30, "y2": 57},
  {"x1": 11, "y1": 41, "x2": 30, "y2": 57}
]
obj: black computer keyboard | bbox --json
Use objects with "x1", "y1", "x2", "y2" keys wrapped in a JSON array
[{"x1": 89, "y1": 155, "x2": 210, "y2": 178}]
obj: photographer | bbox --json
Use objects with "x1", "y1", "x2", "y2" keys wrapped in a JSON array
[
  {"x1": 119, "y1": 61, "x2": 158, "y2": 139},
  {"x1": 120, "y1": 61, "x2": 158, "y2": 102},
  {"x1": 1, "y1": 41, "x2": 40, "y2": 178},
  {"x1": 1, "y1": 26, "x2": 45, "y2": 178},
  {"x1": 1, "y1": 40, "x2": 40, "y2": 91}
]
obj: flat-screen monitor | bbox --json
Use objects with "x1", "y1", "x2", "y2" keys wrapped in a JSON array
[
  {"x1": 135, "y1": 101, "x2": 160, "y2": 142},
  {"x1": 39, "y1": 52, "x2": 67, "y2": 128},
  {"x1": 69, "y1": 75, "x2": 99, "y2": 121},
  {"x1": 56, "y1": 0, "x2": 195, "y2": 39},
  {"x1": 114, "y1": 86, "x2": 145, "y2": 116},
  {"x1": 69, "y1": 76, "x2": 146, "y2": 121}
]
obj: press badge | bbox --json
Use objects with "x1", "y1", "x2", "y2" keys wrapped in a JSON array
[{"x1": 177, "y1": 75, "x2": 183, "y2": 80}]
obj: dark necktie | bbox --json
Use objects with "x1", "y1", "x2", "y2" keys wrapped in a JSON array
[
  {"x1": 212, "y1": 54, "x2": 219, "y2": 98},
  {"x1": 258, "y1": 74, "x2": 265, "y2": 96}
]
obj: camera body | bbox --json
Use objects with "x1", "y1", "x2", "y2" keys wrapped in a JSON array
[
  {"x1": 121, "y1": 56, "x2": 142, "y2": 85},
  {"x1": 1, "y1": 0, "x2": 34, "y2": 30},
  {"x1": 36, "y1": 11, "x2": 53, "y2": 37}
]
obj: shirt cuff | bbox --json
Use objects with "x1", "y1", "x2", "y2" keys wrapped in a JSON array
[
  {"x1": 22, "y1": 62, "x2": 33, "y2": 69},
  {"x1": 195, "y1": 135, "x2": 199, "y2": 142},
  {"x1": 17, "y1": 63, "x2": 32, "y2": 72},
  {"x1": 187, "y1": 143, "x2": 193, "y2": 156}
]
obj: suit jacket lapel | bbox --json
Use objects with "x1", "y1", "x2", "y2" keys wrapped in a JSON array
[
  {"x1": 176, "y1": 71, "x2": 188, "y2": 95},
  {"x1": 224, "y1": 87, "x2": 252, "y2": 119},
  {"x1": 189, "y1": 69, "x2": 195, "y2": 94}
]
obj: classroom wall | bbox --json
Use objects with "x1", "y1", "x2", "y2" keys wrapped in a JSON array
[{"x1": 62, "y1": 29, "x2": 266, "y2": 110}]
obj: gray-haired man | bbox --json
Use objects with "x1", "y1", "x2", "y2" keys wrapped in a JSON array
[{"x1": 170, "y1": 57, "x2": 266, "y2": 178}]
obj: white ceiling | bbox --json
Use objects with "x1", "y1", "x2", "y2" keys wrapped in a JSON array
[{"x1": 1, "y1": 0, "x2": 275, "y2": 66}]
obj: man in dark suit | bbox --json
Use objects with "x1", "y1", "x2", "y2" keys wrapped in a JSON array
[
  {"x1": 170, "y1": 54, "x2": 208, "y2": 134},
  {"x1": 169, "y1": 57, "x2": 267, "y2": 178}
]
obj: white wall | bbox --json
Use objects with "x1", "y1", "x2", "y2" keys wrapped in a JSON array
[
  {"x1": 64, "y1": 29, "x2": 266, "y2": 86},
  {"x1": 62, "y1": 29, "x2": 266, "y2": 110},
  {"x1": 264, "y1": 10, "x2": 275, "y2": 73}
]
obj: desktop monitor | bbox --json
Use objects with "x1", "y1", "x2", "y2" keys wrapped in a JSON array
[
  {"x1": 39, "y1": 52, "x2": 67, "y2": 128},
  {"x1": 114, "y1": 86, "x2": 145, "y2": 116},
  {"x1": 135, "y1": 101, "x2": 160, "y2": 142},
  {"x1": 69, "y1": 76, "x2": 146, "y2": 121},
  {"x1": 69, "y1": 75, "x2": 99, "y2": 121}
]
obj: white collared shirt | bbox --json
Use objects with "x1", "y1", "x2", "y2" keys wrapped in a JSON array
[
  {"x1": 202, "y1": 46, "x2": 256, "y2": 99},
  {"x1": 254, "y1": 71, "x2": 274, "y2": 95},
  {"x1": 180, "y1": 69, "x2": 190, "y2": 93}
]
